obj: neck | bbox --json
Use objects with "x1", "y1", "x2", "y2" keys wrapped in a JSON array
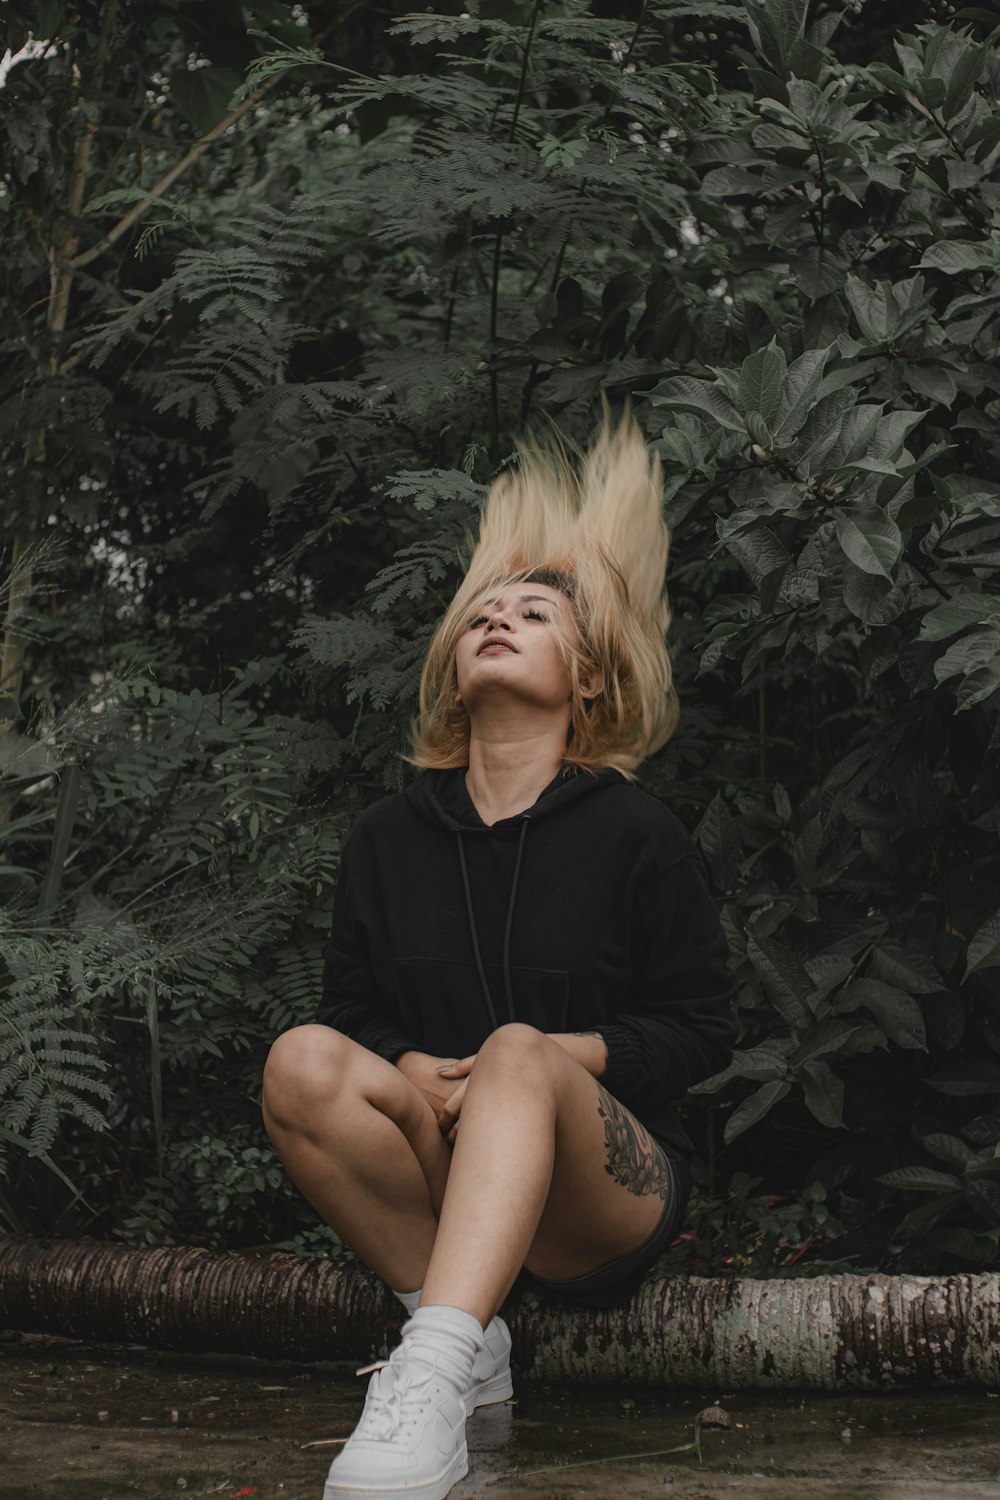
[{"x1": 465, "y1": 716, "x2": 568, "y2": 826}]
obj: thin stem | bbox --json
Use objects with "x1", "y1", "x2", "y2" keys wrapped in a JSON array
[
  {"x1": 758, "y1": 671, "x2": 767, "y2": 782},
  {"x1": 442, "y1": 262, "x2": 461, "y2": 351},
  {"x1": 506, "y1": 0, "x2": 543, "y2": 145},
  {"x1": 809, "y1": 135, "x2": 827, "y2": 249}
]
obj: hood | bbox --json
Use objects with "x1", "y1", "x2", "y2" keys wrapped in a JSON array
[{"x1": 404, "y1": 765, "x2": 625, "y2": 836}]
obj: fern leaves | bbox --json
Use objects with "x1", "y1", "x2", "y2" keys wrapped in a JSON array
[{"x1": 0, "y1": 923, "x2": 112, "y2": 1161}]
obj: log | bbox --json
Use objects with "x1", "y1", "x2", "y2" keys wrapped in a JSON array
[{"x1": 1, "y1": 1236, "x2": 998, "y2": 1389}]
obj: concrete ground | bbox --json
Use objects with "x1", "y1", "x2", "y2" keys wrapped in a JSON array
[{"x1": 3, "y1": 1332, "x2": 999, "y2": 1499}]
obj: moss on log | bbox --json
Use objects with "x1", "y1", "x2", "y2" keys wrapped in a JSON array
[{"x1": 1, "y1": 1237, "x2": 998, "y2": 1389}]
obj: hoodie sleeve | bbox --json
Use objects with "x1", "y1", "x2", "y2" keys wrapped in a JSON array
[
  {"x1": 595, "y1": 851, "x2": 738, "y2": 1115},
  {"x1": 317, "y1": 835, "x2": 420, "y2": 1064}
]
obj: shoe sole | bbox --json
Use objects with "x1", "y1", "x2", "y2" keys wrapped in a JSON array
[
  {"x1": 323, "y1": 1443, "x2": 468, "y2": 1500},
  {"x1": 465, "y1": 1366, "x2": 513, "y2": 1415}
]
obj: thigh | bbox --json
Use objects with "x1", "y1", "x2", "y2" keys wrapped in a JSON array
[{"x1": 523, "y1": 1050, "x2": 680, "y2": 1282}]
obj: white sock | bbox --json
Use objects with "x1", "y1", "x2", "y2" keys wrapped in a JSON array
[
  {"x1": 401, "y1": 1303, "x2": 484, "y2": 1391},
  {"x1": 393, "y1": 1288, "x2": 506, "y2": 1353},
  {"x1": 407, "y1": 1303, "x2": 484, "y2": 1341}
]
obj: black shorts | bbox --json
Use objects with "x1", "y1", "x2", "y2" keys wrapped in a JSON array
[{"x1": 527, "y1": 1149, "x2": 691, "y2": 1310}]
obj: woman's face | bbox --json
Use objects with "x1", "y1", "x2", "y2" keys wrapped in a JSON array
[{"x1": 454, "y1": 581, "x2": 579, "y2": 717}]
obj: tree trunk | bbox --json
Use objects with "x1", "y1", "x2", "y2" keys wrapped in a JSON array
[{"x1": 1, "y1": 1237, "x2": 997, "y2": 1389}]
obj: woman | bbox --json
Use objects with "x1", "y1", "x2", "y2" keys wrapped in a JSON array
[{"x1": 262, "y1": 411, "x2": 737, "y2": 1500}]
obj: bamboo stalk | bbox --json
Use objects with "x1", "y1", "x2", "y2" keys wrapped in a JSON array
[{"x1": 0, "y1": 1237, "x2": 997, "y2": 1389}]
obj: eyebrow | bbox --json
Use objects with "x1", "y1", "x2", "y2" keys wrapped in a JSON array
[{"x1": 480, "y1": 593, "x2": 560, "y2": 609}]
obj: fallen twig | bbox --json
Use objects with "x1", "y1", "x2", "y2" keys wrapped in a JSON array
[{"x1": 518, "y1": 1414, "x2": 703, "y2": 1476}]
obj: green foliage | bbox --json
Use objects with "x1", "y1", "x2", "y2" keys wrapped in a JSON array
[
  {"x1": 661, "y1": 1172, "x2": 850, "y2": 1276},
  {"x1": 1, "y1": 0, "x2": 998, "y2": 1275},
  {"x1": 0, "y1": 918, "x2": 112, "y2": 1160}
]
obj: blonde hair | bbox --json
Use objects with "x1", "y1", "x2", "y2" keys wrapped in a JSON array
[{"x1": 411, "y1": 405, "x2": 677, "y2": 777}]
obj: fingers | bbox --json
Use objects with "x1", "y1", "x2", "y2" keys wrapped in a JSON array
[
  {"x1": 436, "y1": 1053, "x2": 476, "y2": 1079},
  {"x1": 437, "y1": 1078, "x2": 468, "y2": 1137}
]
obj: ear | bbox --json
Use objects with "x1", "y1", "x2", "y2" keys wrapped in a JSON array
[{"x1": 579, "y1": 670, "x2": 604, "y2": 701}]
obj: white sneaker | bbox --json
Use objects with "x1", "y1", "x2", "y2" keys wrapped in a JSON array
[
  {"x1": 465, "y1": 1315, "x2": 513, "y2": 1414},
  {"x1": 323, "y1": 1345, "x2": 469, "y2": 1500}
]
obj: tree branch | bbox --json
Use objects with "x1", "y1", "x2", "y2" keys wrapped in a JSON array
[
  {"x1": 2, "y1": 1238, "x2": 999, "y2": 1389},
  {"x1": 67, "y1": 75, "x2": 280, "y2": 272}
]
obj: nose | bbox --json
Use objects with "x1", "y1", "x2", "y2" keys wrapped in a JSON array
[{"x1": 484, "y1": 607, "x2": 512, "y2": 632}]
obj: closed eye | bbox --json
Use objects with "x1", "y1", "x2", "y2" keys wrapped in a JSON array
[{"x1": 467, "y1": 606, "x2": 550, "y2": 628}]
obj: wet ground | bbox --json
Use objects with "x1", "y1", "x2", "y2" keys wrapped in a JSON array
[{"x1": 2, "y1": 1332, "x2": 999, "y2": 1499}]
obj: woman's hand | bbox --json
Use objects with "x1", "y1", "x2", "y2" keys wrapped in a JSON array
[
  {"x1": 395, "y1": 1050, "x2": 474, "y2": 1121},
  {"x1": 435, "y1": 1055, "x2": 476, "y2": 1144}
]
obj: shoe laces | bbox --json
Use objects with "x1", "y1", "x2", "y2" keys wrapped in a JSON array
[{"x1": 352, "y1": 1348, "x2": 426, "y2": 1442}]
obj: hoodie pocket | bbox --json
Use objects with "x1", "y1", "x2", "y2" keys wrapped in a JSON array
[{"x1": 395, "y1": 957, "x2": 570, "y2": 1057}]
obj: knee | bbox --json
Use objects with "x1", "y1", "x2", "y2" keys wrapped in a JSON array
[
  {"x1": 476, "y1": 1022, "x2": 554, "y2": 1074},
  {"x1": 262, "y1": 1024, "x2": 353, "y2": 1128}
]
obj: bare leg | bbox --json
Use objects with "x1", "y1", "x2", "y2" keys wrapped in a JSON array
[
  {"x1": 262, "y1": 1024, "x2": 451, "y2": 1292},
  {"x1": 421, "y1": 1024, "x2": 672, "y2": 1326}
]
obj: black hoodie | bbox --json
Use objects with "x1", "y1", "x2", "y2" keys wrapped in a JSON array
[{"x1": 318, "y1": 767, "x2": 738, "y2": 1159}]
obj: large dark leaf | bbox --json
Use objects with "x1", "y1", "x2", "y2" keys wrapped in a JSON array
[
  {"x1": 800, "y1": 1059, "x2": 845, "y2": 1129},
  {"x1": 964, "y1": 909, "x2": 1000, "y2": 978},
  {"x1": 928, "y1": 1061, "x2": 1000, "y2": 1096},
  {"x1": 694, "y1": 792, "x2": 742, "y2": 893},
  {"x1": 877, "y1": 1166, "x2": 961, "y2": 1192},
  {"x1": 723, "y1": 1079, "x2": 792, "y2": 1144},
  {"x1": 746, "y1": 933, "x2": 813, "y2": 1029}
]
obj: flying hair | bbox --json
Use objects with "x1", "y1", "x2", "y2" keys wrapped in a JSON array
[{"x1": 411, "y1": 404, "x2": 677, "y2": 777}]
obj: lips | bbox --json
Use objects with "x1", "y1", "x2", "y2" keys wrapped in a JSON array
[{"x1": 477, "y1": 639, "x2": 517, "y2": 656}]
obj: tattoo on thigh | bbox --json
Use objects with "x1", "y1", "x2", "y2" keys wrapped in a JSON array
[{"x1": 596, "y1": 1084, "x2": 672, "y2": 1200}]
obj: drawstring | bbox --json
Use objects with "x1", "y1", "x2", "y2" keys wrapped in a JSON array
[
  {"x1": 502, "y1": 818, "x2": 529, "y2": 1023},
  {"x1": 457, "y1": 834, "x2": 498, "y2": 1030},
  {"x1": 455, "y1": 815, "x2": 530, "y2": 1030}
]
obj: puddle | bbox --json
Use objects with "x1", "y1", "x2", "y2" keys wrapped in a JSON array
[{"x1": 2, "y1": 1332, "x2": 999, "y2": 1498}]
